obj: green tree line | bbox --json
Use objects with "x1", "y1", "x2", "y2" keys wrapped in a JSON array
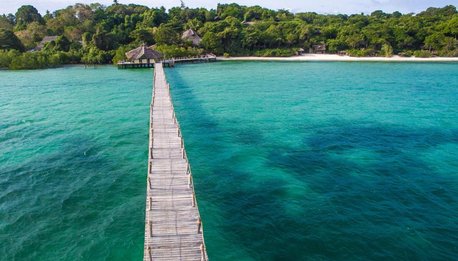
[{"x1": 1, "y1": 3, "x2": 457, "y2": 69}]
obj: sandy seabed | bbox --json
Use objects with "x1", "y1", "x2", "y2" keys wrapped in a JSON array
[{"x1": 218, "y1": 54, "x2": 458, "y2": 62}]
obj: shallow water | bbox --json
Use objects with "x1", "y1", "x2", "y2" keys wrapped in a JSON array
[
  {"x1": 1, "y1": 62, "x2": 457, "y2": 260},
  {"x1": 167, "y1": 61, "x2": 458, "y2": 260},
  {"x1": 0, "y1": 66, "x2": 151, "y2": 260}
]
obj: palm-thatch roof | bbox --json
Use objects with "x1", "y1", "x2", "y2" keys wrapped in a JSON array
[
  {"x1": 313, "y1": 44, "x2": 326, "y2": 52},
  {"x1": 181, "y1": 29, "x2": 202, "y2": 46},
  {"x1": 34, "y1": 36, "x2": 58, "y2": 51},
  {"x1": 125, "y1": 44, "x2": 162, "y2": 61}
]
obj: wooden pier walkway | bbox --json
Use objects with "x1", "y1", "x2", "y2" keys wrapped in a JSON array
[
  {"x1": 144, "y1": 63, "x2": 208, "y2": 261},
  {"x1": 117, "y1": 55, "x2": 216, "y2": 69}
]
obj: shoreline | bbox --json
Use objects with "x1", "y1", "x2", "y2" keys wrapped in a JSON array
[{"x1": 217, "y1": 54, "x2": 458, "y2": 62}]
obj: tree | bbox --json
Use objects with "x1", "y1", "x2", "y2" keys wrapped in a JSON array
[
  {"x1": 43, "y1": 35, "x2": 71, "y2": 52},
  {"x1": 141, "y1": 8, "x2": 169, "y2": 27},
  {"x1": 15, "y1": 5, "x2": 43, "y2": 30},
  {"x1": 154, "y1": 24, "x2": 179, "y2": 45},
  {"x1": 0, "y1": 15, "x2": 14, "y2": 30},
  {"x1": 2, "y1": 2, "x2": 458, "y2": 69},
  {"x1": 82, "y1": 46, "x2": 112, "y2": 64},
  {"x1": 217, "y1": 3, "x2": 245, "y2": 20},
  {"x1": 424, "y1": 33, "x2": 446, "y2": 51},
  {"x1": 185, "y1": 18, "x2": 203, "y2": 30},
  {"x1": 327, "y1": 38, "x2": 347, "y2": 52},
  {"x1": 130, "y1": 28, "x2": 154, "y2": 45},
  {"x1": 0, "y1": 29, "x2": 24, "y2": 51},
  {"x1": 43, "y1": 10, "x2": 53, "y2": 21},
  {"x1": 381, "y1": 43, "x2": 393, "y2": 57},
  {"x1": 26, "y1": 22, "x2": 47, "y2": 42},
  {"x1": 444, "y1": 16, "x2": 458, "y2": 38},
  {"x1": 202, "y1": 31, "x2": 223, "y2": 53},
  {"x1": 92, "y1": 28, "x2": 116, "y2": 50}
]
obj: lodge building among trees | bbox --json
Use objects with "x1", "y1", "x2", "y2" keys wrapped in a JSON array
[
  {"x1": 1, "y1": 3, "x2": 457, "y2": 69},
  {"x1": 181, "y1": 29, "x2": 202, "y2": 46},
  {"x1": 117, "y1": 44, "x2": 162, "y2": 68}
]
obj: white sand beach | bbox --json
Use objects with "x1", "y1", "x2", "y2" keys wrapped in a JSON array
[{"x1": 218, "y1": 54, "x2": 458, "y2": 62}]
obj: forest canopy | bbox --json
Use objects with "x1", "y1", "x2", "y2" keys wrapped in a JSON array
[{"x1": 0, "y1": 2, "x2": 457, "y2": 69}]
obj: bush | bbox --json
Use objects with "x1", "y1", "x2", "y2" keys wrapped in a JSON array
[
  {"x1": 0, "y1": 49, "x2": 82, "y2": 69},
  {"x1": 0, "y1": 29, "x2": 25, "y2": 51},
  {"x1": 381, "y1": 43, "x2": 393, "y2": 57},
  {"x1": 223, "y1": 52, "x2": 230, "y2": 58},
  {"x1": 9, "y1": 52, "x2": 51, "y2": 69},
  {"x1": 0, "y1": 50, "x2": 18, "y2": 68},
  {"x1": 398, "y1": 51, "x2": 414, "y2": 57},
  {"x1": 155, "y1": 45, "x2": 203, "y2": 59},
  {"x1": 254, "y1": 48, "x2": 296, "y2": 57},
  {"x1": 112, "y1": 45, "x2": 136, "y2": 64},
  {"x1": 347, "y1": 48, "x2": 376, "y2": 57},
  {"x1": 81, "y1": 47, "x2": 114, "y2": 64},
  {"x1": 413, "y1": 50, "x2": 433, "y2": 58},
  {"x1": 437, "y1": 49, "x2": 458, "y2": 57}
]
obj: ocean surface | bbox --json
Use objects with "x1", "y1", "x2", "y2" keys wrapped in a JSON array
[{"x1": 1, "y1": 62, "x2": 458, "y2": 260}]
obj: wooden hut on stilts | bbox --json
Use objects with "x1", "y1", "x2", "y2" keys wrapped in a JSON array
[{"x1": 117, "y1": 44, "x2": 162, "y2": 69}]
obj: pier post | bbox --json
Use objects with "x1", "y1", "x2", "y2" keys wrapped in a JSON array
[
  {"x1": 197, "y1": 218, "x2": 202, "y2": 234},
  {"x1": 149, "y1": 221, "x2": 153, "y2": 237},
  {"x1": 144, "y1": 63, "x2": 207, "y2": 260}
]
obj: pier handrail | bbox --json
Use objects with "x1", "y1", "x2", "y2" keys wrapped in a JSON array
[
  {"x1": 165, "y1": 64, "x2": 208, "y2": 260},
  {"x1": 145, "y1": 63, "x2": 207, "y2": 260}
]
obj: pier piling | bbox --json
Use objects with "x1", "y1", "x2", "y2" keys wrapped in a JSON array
[{"x1": 144, "y1": 63, "x2": 208, "y2": 260}]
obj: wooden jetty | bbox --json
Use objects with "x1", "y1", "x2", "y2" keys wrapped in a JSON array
[
  {"x1": 162, "y1": 56, "x2": 217, "y2": 68},
  {"x1": 145, "y1": 63, "x2": 208, "y2": 261},
  {"x1": 118, "y1": 55, "x2": 216, "y2": 69},
  {"x1": 117, "y1": 60, "x2": 155, "y2": 69}
]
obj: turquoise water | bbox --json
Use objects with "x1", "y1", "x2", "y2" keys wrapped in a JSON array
[
  {"x1": 0, "y1": 66, "x2": 151, "y2": 260},
  {"x1": 167, "y1": 62, "x2": 458, "y2": 260},
  {"x1": 1, "y1": 62, "x2": 458, "y2": 260}
]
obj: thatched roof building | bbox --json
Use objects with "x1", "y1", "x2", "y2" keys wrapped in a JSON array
[
  {"x1": 242, "y1": 21, "x2": 256, "y2": 26},
  {"x1": 125, "y1": 44, "x2": 162, "y2": 62},
  {"x1": 182, "y1": 29, "x2": 202, "y2": 46},
  {"x1": 311, "y1": 44, "x2": 326, "y2": 54},
  {"x1": 34, "y1": 36, "x2": 58, "y2": 51}
]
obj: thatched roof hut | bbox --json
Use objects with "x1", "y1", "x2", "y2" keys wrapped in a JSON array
[
  {"x1": 34, "y1": 36, "x2": 58, "y2": 51},
  {"x1": 125, "y1": 44, "x2": 162, "y2": 61},
  {"x1": 311, "y1": 44, "x2": 326, "y2": 54},
  {"x1": 181, "y1": 29, "x2": 202, "y2": 46},
  {"x1": 242, "y1": 21, "x2": 256, "y2": 26}
]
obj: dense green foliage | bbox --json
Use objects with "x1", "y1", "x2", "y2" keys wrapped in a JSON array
[
  {"x1": 0, "y1": 29, "x2": 24, "y2": 51},
  {"x1": 0, "y1": 3, "x2": 457, "y2": 69}
]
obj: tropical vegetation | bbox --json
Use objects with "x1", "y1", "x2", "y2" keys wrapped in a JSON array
[{"x1": 0, "y1": 2, "x2": 457, "y2": 69}]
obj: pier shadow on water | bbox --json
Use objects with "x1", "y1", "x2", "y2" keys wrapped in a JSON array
[{"x1": 167, "y1": 66, "x2": 458, "y2": 261}]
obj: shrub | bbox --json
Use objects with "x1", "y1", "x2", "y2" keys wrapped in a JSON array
[
  {"x1": 0, "y1": 50, "x2": 18, "y2": 68},
  {"x1": 155, "y1": 45, "x2": 203, "y2": 59},
  {"x1": 413, "y1": 50, "x2": 433, "y2": 58},
  {"x1": 254, "y1": 48, "x2": 296, "y2": 57},
  {"x1": 347, "y1": 48, "x2": 376, "y2": 57}
]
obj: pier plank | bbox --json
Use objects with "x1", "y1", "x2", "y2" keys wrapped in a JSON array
[{"x1": 144, "y1": 63, "x2": 207, "y2": 261}]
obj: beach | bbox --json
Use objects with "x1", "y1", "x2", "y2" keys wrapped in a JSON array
[{"x1": 218, "y1": 54, "x2": 458, "y2": 62}]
